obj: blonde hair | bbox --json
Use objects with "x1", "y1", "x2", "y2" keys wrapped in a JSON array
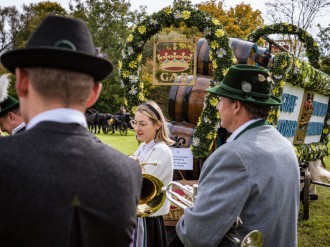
[
  {"x1": 26, "y1": 67, "x2": 94, "y2": 107},
  {"x1": 136, "y1": 101, "x2": 174, "y2": 146}
]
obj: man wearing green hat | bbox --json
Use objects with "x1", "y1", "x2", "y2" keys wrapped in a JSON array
[
  {"x1": 0, "y1": 96, "x2": 26, "y2": 135},
  {"x1": 176, "y1": 64, "x2": 300, "y2": 247}
]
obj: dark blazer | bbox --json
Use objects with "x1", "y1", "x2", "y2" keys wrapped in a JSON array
[{"x1": 0, "y1": 121, "x2": 142, "y2": 247}]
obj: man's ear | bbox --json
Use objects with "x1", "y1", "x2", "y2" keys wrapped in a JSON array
[
  {"x1": 86, "y1": 82, "x2": 102, "y2": 108},
  {"x1": 233, "y1": 100, "x2": 244, "y2": 115},
  {"x1": 15, "y1": 68, "x2": 29, "y2": 97}
]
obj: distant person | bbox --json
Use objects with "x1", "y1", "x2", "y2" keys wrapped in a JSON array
[
  {"x1": 0, "y1": 15, "x2": 142, "y2": 246},
  {"x1": 0, "y1": 96, "x2": 26, "y2": 135},
  {"x1": 176, "y1": 65, "x2": 300, "y2": 247},
  {"x1": 130, "y1": 101, "x2": 174, "y2": 247}
]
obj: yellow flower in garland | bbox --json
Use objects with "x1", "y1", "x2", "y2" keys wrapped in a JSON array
[
  {"x1": 295, "y1": 59, "x2": 301, "y2": 68},
  {"x1": 122, "y1": 71, "x2": 129, "y2": 78},
  {"x1": 182, "y1": 10, "x2": 191, "y2": 20},
  {"x1": 311, "y1": 145, "x2": 316, "y2": 151},
  {"x1": 215, "y1": 29, "x2": 225, "y2": 38},
  {"x1": 118, "y1": 60, "x2": 122, "y2": 70},
  {"x1": 138, "y1": 92, "x2": 145, "y2": 101},
  {"x1": 209, "y1": 97, "x2": 219, "y2": 107},
  {"x1": 323, "y1": 128, "x2": 329, "y2": 134},
  {"x1": 223, "y1": 68, "x2": 229, "y2": 76},
  {"x1": 288, "y1": 26, "x2": 292, "y2": 32},
  {"x1": 208, "y1": 50, "x2": 213, "y2": 60},
  {"x1": 127, "y1": 34, "x2": 133, "y2": 42},
  {"x1": 272, "y1": 88, "x2": 279, "y2": 94},
  {"x1": 313, "y1": 41, "x2": 318, "y2": 47},
  {"x1": 280, "y1": 80, "x2": 286, "y2": 87},
  {"x1": 139, "y1": 82, "x2": 144, "y2": 89},
  {"x1": 212, "y1": 18, "x2": 220, "y2": 26},
  {"x1": 211, "y1": 41, "x2": 219, "y2": 50},
  {"x1": 131, "y1": 106, "x2": 137, "y2": 114},
  {"x1": 207, "y1": 132, "x2": 216, "y2": 140},
  {"x1": 212, "y1": 60, "x2": 218, "y2": 69},
  {"x1": 138, "y1": 25, "x2": 146, "y2": 34},
  {"x1": 137, "y1": 54, "x2": 143, "y2": 62},
  {"x1": 164, "y1": 7, "x2": 172, "y2": 15},
  {"x1": 129, "y1": 60, "x2": 137, "y2": 69},
  {"x1": 281, "y1": 60, "x2": 287, "y2": 68}
]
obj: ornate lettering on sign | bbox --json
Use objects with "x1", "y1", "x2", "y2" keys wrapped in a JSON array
[
  {"x1": 312, "y1": 101, "x2": 328, "y2": 117},
  {"x1": 306, "y1": 122, "x2": 324, "y2": 136},
  {"x1": 294, "y1": 92, "x2": 314, "y2": 144},
  {"x1": 153, "y1": 40, "x2": 197, "y2": 86},
  {"x1": 277, "y1": 120, "x2": 298, "y2": 137},
  {"x1": 281, "y1": 93, "x2": 298, "y2": 113}
]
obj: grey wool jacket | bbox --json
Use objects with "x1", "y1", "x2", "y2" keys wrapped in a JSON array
[
  {"x1": 176, "y1": 125, "x2": 300, "y2": 247},
  {"x1": 0, "y1": 121, "x2": 142, "y2": 247}
]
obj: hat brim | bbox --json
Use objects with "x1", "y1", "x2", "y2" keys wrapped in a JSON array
[
  {"x1": 1, "y1": 48, "x2": 113, "y2": 82},
  {"x1": 0, "y1": 102, "x2": 19, "y2": 117},
  {"x1": 207, "y1": 85, "x2": 282, "y2": 106}
]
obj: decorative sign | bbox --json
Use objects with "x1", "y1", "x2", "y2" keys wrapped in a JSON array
[
  {"x1": 171, "y1": 147, "x2": 193, "y2": 170},
  {"x1": 277, "y1": 83, "x2": 304, "y2": 143},
  {"x1": 153, "y1": 39, "x2": 197, "y2": 86},
  {"x1": 294, "y1": 91, "x2": 315, "y2": 144}
]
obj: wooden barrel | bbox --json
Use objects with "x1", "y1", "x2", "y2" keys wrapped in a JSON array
[
  {"x1": 196, "y1": 38, "x2": 259, "y2": 76},
  {"x1": 229, "y1": 38, "x2": 259, "y2": 65},
  {"x1": 168, "y1": 75, "x2": 212, "y2": 125},
  {"x1": 196, "y1": 38, "x2": 213, "y2": 76}
]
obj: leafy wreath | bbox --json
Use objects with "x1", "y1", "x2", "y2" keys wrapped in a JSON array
[
  {"x1": 120, "y1": 5, "x2": 234, "y2": 158},
  {"x1": 247, "y1": 23, "x2": 320, "y2": 69}
]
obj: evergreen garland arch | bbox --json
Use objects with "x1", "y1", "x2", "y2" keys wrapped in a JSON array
[
  {"x1": 247, "y1": 23, "x2": 320, "y2": 69},
  {"x1": 120, "y1": 5, "x2": 234, "y2": 158}
]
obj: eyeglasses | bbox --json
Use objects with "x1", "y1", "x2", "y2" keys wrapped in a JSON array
[{"x1": 130, "y1": 120, "x2": 150, "y2": 129}]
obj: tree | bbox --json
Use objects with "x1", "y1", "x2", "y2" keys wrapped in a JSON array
[
  {"x1": 69, "y1": 0, "x2": 148, "y2": 113},
  {"x1": 317, "y1": 24, "x2": 330, "y2": 57},
  {"x1": 0, "y1": 6, "x2": 24, "y2": 54},
  {"x1": 264, "y1": 0, "x2": 330, "y2": 58},
  {"x1": 197, "y1": 0, "x2": 264, "y2": 39}
]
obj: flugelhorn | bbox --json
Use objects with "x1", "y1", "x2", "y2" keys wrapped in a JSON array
[
  {"x1": 131, "y1": 158, "x2": 166, "y2": 217},
  {"x1": 162, "y1": 181, "x2": 264, "y2": 247}
]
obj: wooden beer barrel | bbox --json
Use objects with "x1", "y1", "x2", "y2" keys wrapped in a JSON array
[
  {"x1": 196, "y1": 38, "x2": 259, "y2": 77},
  {"x1": 196, "y1": 38, "x2": 213, "y2": 76},
  {"x1": 229, "y1": 38, "x2": 259, "y2": 65},
  {"x1": 168, "y1": 75, "x2": 212, "y2": 125}
]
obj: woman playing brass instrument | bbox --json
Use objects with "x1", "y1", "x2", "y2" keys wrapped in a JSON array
[{"x1": 130, "y1": 101, "x2": 174, "y2": 247}]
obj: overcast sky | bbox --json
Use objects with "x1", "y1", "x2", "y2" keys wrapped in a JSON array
[{"x1": 2, "y1": 0, "x2": 329, "y2": 36}]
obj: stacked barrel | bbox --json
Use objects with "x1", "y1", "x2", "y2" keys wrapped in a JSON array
[{"x1": 167, "y1": 37, "x2": 262, "y2": 180}]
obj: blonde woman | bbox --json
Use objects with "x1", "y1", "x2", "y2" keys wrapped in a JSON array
[{"x1": 131, "y1": 101, "x2": 174, "y2": 247}]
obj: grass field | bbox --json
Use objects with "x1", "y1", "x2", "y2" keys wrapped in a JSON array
[{"x1": 98, "y1": 131, "x2": 330, "y2": 246}]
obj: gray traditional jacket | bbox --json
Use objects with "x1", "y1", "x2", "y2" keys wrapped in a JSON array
[{"x1": 176, "y1": 125, "x2": 300, "y2": 247}]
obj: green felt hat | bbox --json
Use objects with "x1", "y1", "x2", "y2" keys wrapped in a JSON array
[
  {"x1": 207, "y1": 64, "x2": 281, "y2": 106},
  {"x1": 0, "y1": 96, "x2": 19, "y2": 117}
]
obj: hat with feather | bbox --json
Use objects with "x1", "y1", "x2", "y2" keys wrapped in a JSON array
[{"x1": 0, "y1": 74, "x2": 19, "y2": 118}]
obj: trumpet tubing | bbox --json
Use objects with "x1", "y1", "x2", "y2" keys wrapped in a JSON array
[{"x1": 163, "y1": 182, "x2": 264, "y2": 247}]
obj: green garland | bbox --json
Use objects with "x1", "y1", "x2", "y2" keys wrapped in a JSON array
[
  {"x1": 248, "y1": 23, "x2": 320, "y2": 69},
  {"x1": 120, "y1": 5, "x2": 233, "y2": 158},
  {"x1": 267, "y1": 52, "x2": 330, "y2": 162}
]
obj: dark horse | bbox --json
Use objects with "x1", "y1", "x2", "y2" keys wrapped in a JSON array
[{"x1": 86, "y1": 109, "x2": 111, "y2": 134}]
